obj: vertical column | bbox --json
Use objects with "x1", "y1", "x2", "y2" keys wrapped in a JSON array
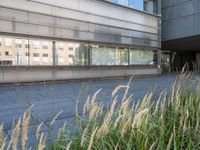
[
  {"x1": 88, "y1": 46, "x2": 92, "y2": 66},
  {"x1": 52, "y1": 41, "x2": 57, "y2": 65},
  {"x1": 157, "y1": 49, "x2": 161, "y2": 74},
  {"x1": 84, "y1": 46, "x2": 87, "y2": 66},
  {"x1": 84, "y1": 45, "x2": 92, "y2": 66},
  {"x1": 127, "y1": 48, "x2": 130, "y2": 65},
  {"x1": 16, "y1": 43, "x2": 19, "y2": 66},
  {"x1": 116, "y1": 47, "x2": 119, "y2": 65},
  {"x1": 28, "y1": 39, "x2": 30, "y2": 66}
]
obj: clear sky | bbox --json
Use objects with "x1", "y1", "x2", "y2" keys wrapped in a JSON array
[{"x1": 112, "y1": 0, "x2": 144, "y2": 10}]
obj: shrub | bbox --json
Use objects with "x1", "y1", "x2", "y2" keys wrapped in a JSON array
[{"x1": 0, "y1": 72, "x2": 200, "y2": 150}]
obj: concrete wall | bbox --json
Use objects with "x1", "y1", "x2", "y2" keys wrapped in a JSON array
[
  {"x1": 0, "y1": 0, "x2": 161, "y2": 49},
  {"x1": 162, "y1": 0, "x2": 200, "y2": 41},
  {"x1": 0, "y1": 66, "x2": 159, "y2": 83},
  {"x1": 0, "y1": 0, "x2": 161, "y2": 83}
]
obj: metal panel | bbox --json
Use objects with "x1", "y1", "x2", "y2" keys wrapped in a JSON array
[
  {"x1": 0, "y1": 0, "x2": 161, "y2": 48},
  {"x1": 162, "y1": 15, "x2": 194, "y2": 41},
  {"x1": 162, "y1": 0, "x2": 200, "y2": 41}
]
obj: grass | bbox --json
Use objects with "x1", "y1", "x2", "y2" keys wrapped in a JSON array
[{"x1": 0, "y1": 71, "x2": 200, "y2": 150}]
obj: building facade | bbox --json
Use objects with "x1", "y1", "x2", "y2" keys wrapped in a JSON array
[
  {"x1": 0, "y1": 0, "x2": 161, "y2": 83},
  {"x1": 162, "y1": 0, "x2": 200, "y2": 71}
]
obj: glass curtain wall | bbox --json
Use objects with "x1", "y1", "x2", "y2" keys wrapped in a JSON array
[
  {"x1": 0, "y1": 36, "x2": 158, "y2": 67},
  {"x1": 91, "y1": 45, "x2": 129, "y2": 65},
  {"x1": 91, "y1": 45, "x2": 118, "y2": 65},
  {"x1": 29, "y1": 39, "x2": 52, "y2": 65},
  {"x1": 0, "y1": 37, "x2": 29, "y2": 65},
  {"x1": 108, "y1": 0, "x2": 161, "y2": 15},
  {"x1": 54, "y1": 41, "x2": 90, "y2": 66},
  {"x1": 130, "y1": 49, "x2": 157, "y2": 65}
]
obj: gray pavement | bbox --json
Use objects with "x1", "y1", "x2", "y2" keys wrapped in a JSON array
[{"x1": 0, "y1": 73, "x2": 189, "y2": 146}]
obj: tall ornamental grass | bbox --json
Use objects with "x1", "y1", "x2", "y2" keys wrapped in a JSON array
[{"x1": 0, "y1": 71, "x2": 200, "y2": 150}]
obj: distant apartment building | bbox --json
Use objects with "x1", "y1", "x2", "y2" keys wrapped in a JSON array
[
  {"x1": 0, "y1": 0, "x2": 161, "y2": 82},
  {"x1": 0, "y1": 36, "x2": 86, "y2": 66}
]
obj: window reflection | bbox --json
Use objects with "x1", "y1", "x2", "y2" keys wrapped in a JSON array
[
  {"x1": 130, "y1": 49, "x2": 156, "y2": 65},
  {"x1": 91, "y1": 45, "x2": 117, "y2": 65},
  {"x1": 0, "y1": 35, "x2": 158, "y2": 66},
  {"x1": 108, "y1": 0, "x2": 160, "y2": 15}
]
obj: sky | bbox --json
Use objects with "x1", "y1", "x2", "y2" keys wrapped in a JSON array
[{"x1": 112, "y1": 0, "x2": 144, "y2": 10}]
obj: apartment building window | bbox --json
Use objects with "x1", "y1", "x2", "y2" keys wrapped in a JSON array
[
  {"x1": 68, "y1": 47, "x2": 73, "y2": 51},
  {"x1": 33, "y1": 41, "x2": 40, "y2": 49},
  {"x1": 42, "y1": 41, "x2": 49, "y2": 49},
  {"x1": 25, "y1": 52, "x2": 30, "y2": 56},
  {"x1": 5, "y1": 51, "x2": 10, "y2": 56},
  {"x1": 4, "y1": 38, "x2": 12, "y2": 47},
  {"x1": 33, "y1": 53, "x2": 40, "y2": 57},
  {"x1": 110, "y1": 0, "x2": 143, "y2": 10},
  {"x1": 109, "y1": 0, "x2": 160, "y2": 14},
  {"x1": 69, "y1": 54, "x2": 74, "y2": 58},
  {"x1": 58, "y1": 42, "x2": 64, "y2": 50},
  {"x1": 15, "y1": 39, "x2": 22, "y2": 48},
  {"x1": 0, "y1": 61, "x2": 12, "y2": 66},
  {"x1": 42, "y1": 53, "x2": 48, "y2": 57},
  {"x1": 25, "y1": 40, "x2": 30, "y2": 48}
]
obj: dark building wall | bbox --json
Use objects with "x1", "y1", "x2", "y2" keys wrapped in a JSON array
[
  {"x1": 162, "y1": 0, "x2": 200, "y2": 71},
  {"x1": 162, "y1": 0, "x2": 200, "y2": 42}
]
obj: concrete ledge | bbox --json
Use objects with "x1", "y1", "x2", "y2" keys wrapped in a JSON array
[{"x1": 0, "y1": 65, "x2": 160, "y2": 83}]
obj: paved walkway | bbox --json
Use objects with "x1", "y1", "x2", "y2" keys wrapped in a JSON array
[{"x1": 0, "y1": 73, "x2": 185, "y2": 145}]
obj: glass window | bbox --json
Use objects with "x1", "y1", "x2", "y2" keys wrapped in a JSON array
[
  {"x1": 30, "y1": 39, "x2": 52, "y2": 65},
  {"x1": 42, "y1": 53, "x2": 48, "y2": 57},
  {"x1": 91, "y1": 45, "x2": 118, "y2": 65},
  {"x1": 73, "y1": 43, "x2": 90, "y2": 65},
  {"x1": 109, "y1": 0, "x2": 160, "y2": 15},
  {"x1": 0, "y1": 61, "x2": 12, "y2": 66},
  {"x1": 33, "y1": 53, "x2": 40, "y2": 63},
  {"x1": 69, "y1": 54, "x2": 74, "y2": 58},
  {"x1": 56, "y1": 41, "x2": 89, "y2": 66},
  {"x1": 69, "y1": 47, "x2": 73, "y2": 51},
  {"x1": 118, "y1": 48, "x2": 129, "y2": 65},
  {"x1": 0, "y1": 36, "x2": 160, "y2": 67},
  {"x1": 5, "y1": 51, "x2": 10, "y2": 56},
  {"x1": 161, "y1": 51, "x2": 171, "y2": 72},
  {"x1": 42, "y1": 53, "x2": 49, "y2": 63},
  {"x1": 25, "y1": 40, "x2": 30, "y2": 49},
  {"x1": 25, "y1": 52, "x2": 30, "y2": 57},
  {"x1": 15, "y1": 39, "x2": 22, "y2": 48},
  {"x1": 42, "y1": 41, "x2": 49, "y2": 49},
  {"x1": 33, "y1": 53, "x2": 40, "y2": 57},
  {"x1": 58, "y1": 42, "x2": 64, "y2": 50},
  {"x1": 33, "y1": 41, "x2": 40, "y2": 49},
  {"x1": 130, "y1": 49, "x2": 155, "y2": 65}
]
